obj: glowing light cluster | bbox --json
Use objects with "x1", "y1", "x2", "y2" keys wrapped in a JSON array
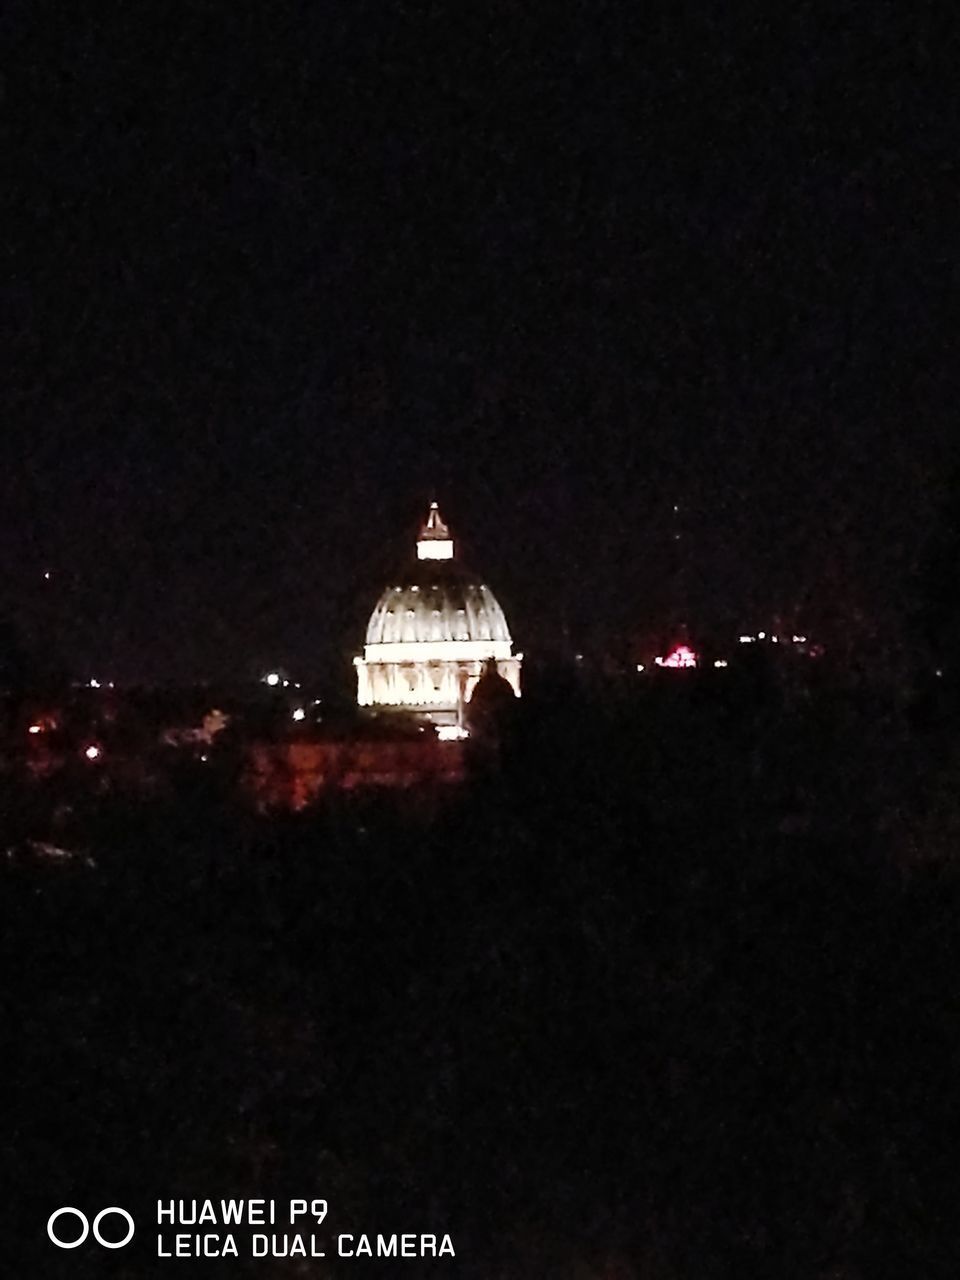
[
  {"x1": 655, "y1": 644, "x2": 698, "y2": 669},
  {"x1": 436, "y1": 725, "x2": 469, "y2": 741},
  {"x1": 740, "y1": 631, "x2": 810, "y2": 646}
]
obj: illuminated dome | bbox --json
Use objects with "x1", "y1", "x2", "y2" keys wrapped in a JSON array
[
  {"x1": 355, "y1": 503, "x2": 521, "y2": 722},
  {"x1": 365, "y1": 566, "x2": 512, "y2": 647}
]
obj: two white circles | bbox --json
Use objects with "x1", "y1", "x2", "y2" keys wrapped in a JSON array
[{"x1": 47, "y1": 1206, "x2": 135, "y2": 1249}]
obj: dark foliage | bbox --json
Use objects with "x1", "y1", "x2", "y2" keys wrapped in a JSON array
[{"x1": 2, "y1": 676, "x2": 959, "y2": 1278}]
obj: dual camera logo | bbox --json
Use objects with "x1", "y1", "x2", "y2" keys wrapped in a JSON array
[{"x1": 47, "y1": 1207, "x2": 135, "y2": 1250}]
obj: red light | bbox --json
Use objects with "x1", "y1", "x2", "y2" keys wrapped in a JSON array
[{"x1": 655, "y1": 644, "x2": 698, "y2": 669}]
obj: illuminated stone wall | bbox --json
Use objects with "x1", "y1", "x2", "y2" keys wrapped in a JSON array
[{"x1": 355, "y1": 656, "x2": 521, "y2": 711}]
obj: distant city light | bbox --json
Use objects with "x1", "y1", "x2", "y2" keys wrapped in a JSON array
[
  {"x1": 636, "y1": 663, "x2": 645, "y2": 672},
  {"x1": 436, "y1": 725, "x2": 469, "y2": 741},
  {"x1": 739, "y1": 635, "x2": 755, "y2": 644},
  {"x1": 714, "y1": 659, "x2": 728, "y2": 669},
  {"x1": 84, "y1": 745, "x2": 101, "y2": 761},
  {"x1": 792, "y1": 635, "x2": 807, "y2": 643},
  {"x1": 292, "y1": 707, "x2": 306, "y2": 721},
  {"x1": 771, "y1": 635, "x2": 779, "y2": 643},
  {"x1": 43, "y1": 570, "x2": 51, "y2": 580},
  {"x1": 758, "y1": 631, "x2": 766, "y2": 640},
  {"x1": 655, "y1": 644, "x2": 698, "y2": 669},
  {"x1": 89, "y1": 678, "x2": 101, "y2": 689},
  {"x1": 265, "y1": 672, "x2": 281, "y2": 687},
  {"x1": 28, "y1": 724, "x2": 42, "y2": 735}
]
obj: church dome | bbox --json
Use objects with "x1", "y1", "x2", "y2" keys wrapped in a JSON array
[
  {"x1": 365, "y1": 561, "x2": 512, "y2": 646},
  {"x1": 355, "y1": 502, "x2": 521, "y2": 719}
]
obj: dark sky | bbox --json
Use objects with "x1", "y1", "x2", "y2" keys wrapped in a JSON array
[{"x1": 4, "y1": 2, "x2": 956, "y2": 682}]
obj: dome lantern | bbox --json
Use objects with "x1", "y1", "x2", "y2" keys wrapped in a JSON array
[{"x1": 417, "y1": 501, "x2": 454, "y2": 560}]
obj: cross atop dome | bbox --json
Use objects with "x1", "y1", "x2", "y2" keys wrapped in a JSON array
[{"x1": 417, "y1": 501, "x2": 454, "y2": 560}]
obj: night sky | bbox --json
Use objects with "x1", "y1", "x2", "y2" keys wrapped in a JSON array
[{"x1": 4, "y1": 2, "x2": 956, "y2": 683}]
